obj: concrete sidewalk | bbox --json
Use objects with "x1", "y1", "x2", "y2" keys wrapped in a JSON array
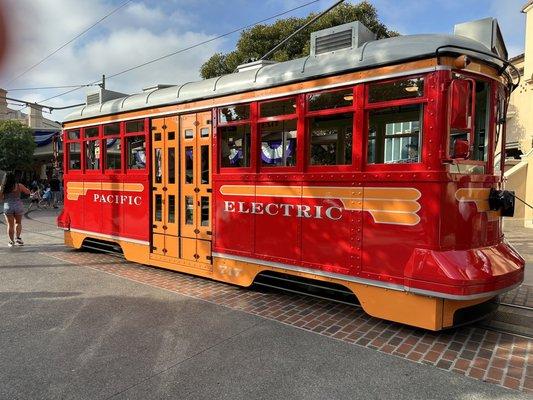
[
  {"x1": 503, "y1": 218, "x2": 533, "y2": 285},
  {"x1": 0, "y1": 210, "x2": 529, "y2": 399}
]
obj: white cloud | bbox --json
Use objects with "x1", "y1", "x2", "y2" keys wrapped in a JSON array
[{"x1": 0, "y1": 0, "x2": 226, "y2": 121}]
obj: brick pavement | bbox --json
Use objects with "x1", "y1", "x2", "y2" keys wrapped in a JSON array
[{"x1": 45, "y1": 249, "x2": 533, "y2": 394}]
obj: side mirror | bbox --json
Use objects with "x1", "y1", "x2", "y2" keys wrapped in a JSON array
[
  {"x1": 453, "y1": 139, "x2": 470, "y2": 159},
  {"x1": 450, "y1": 80, "x2": 472, "y2": 130}
]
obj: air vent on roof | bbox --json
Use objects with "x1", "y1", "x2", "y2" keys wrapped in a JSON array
[
  {"x1": 315, "y1": 29, "x2": 353, "y2": 54},
  {"x1": 86, "y1": 93, "x2": 100, "y2": 106},
  {"x1": 85, "y1": 88, "x2": 128, "y2": 106},
  {"x1": 310, "y1": 21, "x2": 376, "y2": 56}
]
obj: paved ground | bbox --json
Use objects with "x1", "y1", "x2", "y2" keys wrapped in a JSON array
[
  {"x1": 0, "y1": 209, "x2": 531, "y2": 399},
  {"x1": 503, "y1": 219, "x2": 533, "y2": 286}
]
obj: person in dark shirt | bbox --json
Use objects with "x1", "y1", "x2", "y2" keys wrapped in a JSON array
[{"x1": 49, "y1": 175, "x2": 60, "y2": 209}]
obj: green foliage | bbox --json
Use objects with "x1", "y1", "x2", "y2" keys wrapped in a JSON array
[
  {"x1": 200, "y1": 1, "x2": 398, "y2": 79},
  {"x1": 0, "y1": 120, "x2": 36, "y2": 172}
]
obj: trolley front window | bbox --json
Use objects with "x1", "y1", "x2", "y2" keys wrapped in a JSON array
[{"x1": 448, "y1": 76, "x2": 491, "y2": 173}]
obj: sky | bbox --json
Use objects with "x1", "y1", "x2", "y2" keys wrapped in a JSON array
[{"x1": 0, "y1": 0, "x2": 528, "y2": 122}]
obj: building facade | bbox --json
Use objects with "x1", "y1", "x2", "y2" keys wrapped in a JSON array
[{"x1": 504, "y1": 1, "x2": 533, "y2": 226}]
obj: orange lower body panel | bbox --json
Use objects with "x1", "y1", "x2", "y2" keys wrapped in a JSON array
[{"x1": 64, "y1": 231, "x2": 494, "y2": 331}]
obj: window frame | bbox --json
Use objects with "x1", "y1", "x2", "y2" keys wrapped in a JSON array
[
  {"x1": 103, "y1": 122, "x2": 123, "y2": 174},
  {"x1": 305, "y1": 86, "x2": 356, "y2": 172},
  {"x1": 65, "y1": 138, "x2": 82, "y2": 174},
  {"x1": 446, "y1": 71, "x2": 494, "y2": 171},
  {"x1": 124, "y1": 118, "x2": 149, "y2": 174},
  {"x1": 217, "y1": 102, "x2": 255, "y2": 173},
  {"x1": 82, "y1": 126, "x2": 103, "y2": 174},
  {"x1": 257, "y1": 96, "x2": 299, "y2": 172},
  {"x1": 363, "y1": 75, "x2": 428, "y2": 170}
]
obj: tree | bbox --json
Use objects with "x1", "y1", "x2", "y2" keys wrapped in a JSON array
[
  {"x1": 0, "y1": 120, "x2": 36, "y2": 172},
  {"x1": 200, "y1": 1, "x2": 398, "y2": 79}
]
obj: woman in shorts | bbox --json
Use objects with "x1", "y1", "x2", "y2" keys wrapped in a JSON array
[{"x1": 0, "y1": 173, "x2": 30, "y2": 247}]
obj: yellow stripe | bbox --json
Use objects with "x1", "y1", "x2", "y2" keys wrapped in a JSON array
[
  {"x1": 368, "y1": 211, "x2": 421, "y2": 226},
  {"x1": 364, "y1": 187, "x2": 421, "y2": 201},
  {"x1": 455, "y1": 188, "x2": 492, "y2": 212},
  {"x1": 363, "y1": 199, "x2": 421, "y2": 213},
  {"x1": 66, "y1": 181, "x2": 145, "y2": 201}
]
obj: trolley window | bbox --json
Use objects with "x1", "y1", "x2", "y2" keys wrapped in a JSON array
[
  {"x1": 220, "y1": 125, "x2": 251, "y2": 168},
  {"x1": 308, "y1": 89, "x2": 353, "y2": 112},
  {"x1": 105, "y1": 138, "x2": 121, "y2": 170},
  {"x1": 85, "y1": 140, "x2": 101, "y2": 170},
  {"x1": 219, "y1": 105, "x2": 250, "y2": 124},
  {"x1": 472, "y1": 81, "x2": 489, "y2": 162},
  {"x1": 369, "y1": 78, "x2": 424, "y2": 103},
  {"x1": 260, "y1": 119, "x2": 297, "y2": 167},
  {"x1": 84, "y1": 127, "x2": 99, "y2": 138},
  {"x1": 260, "y1": 98, "x2": 296, "y2": 118},
  {"x1": 68, "y1": 143, "x2": 81, "y2": 170},
  {"x1": 66, "y1": 130, "x2": 80, "y2": 140},
  {"x1": 367, "y1": 104, "x2": 422, "y2": 164},
  {"x1": 259, "y1": 97, "x2": 298, "y2": 168},
  {"x1": 104, "y1": 123, "x2": 120, "y2": 136},
  {"x1": 126, "y1": 136, "x2": 146, "y2": 170},
  {"x1": 125, "y1": 120, "x2": 144, "y2": 134},
  {"x1": 309, "y1": 113, "x2": 353, "y2": 166}
]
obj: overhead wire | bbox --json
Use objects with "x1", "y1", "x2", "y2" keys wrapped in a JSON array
[
  {"x1": 6, "y1": 0, "x2": 133, "y2": 86},
  {"x1": 38, "y1": 0, "x2": 322, "y2": 105},
  {"x1": 0, "y1": 95, "x2": 84, "y2": 111},
  {"x1": 7, "y1": 84, "x2": 100, "y2": 91}
]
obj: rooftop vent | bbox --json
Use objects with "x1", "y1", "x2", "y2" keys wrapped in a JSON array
[
  {"x1": 310, "y1": 21, "x2": 376, "y2": 56},
  {"x1": 236, "y1": 59, "x2": 277, "y2": 73},
  {"x1": 86, "y1": 87, "x2": 128, "y2": 106},
  {"x1": 454, "y1": 18, "x2": 508, "y2": 60}
]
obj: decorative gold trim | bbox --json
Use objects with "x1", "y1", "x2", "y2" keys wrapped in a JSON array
[{"x1": 66, "y1": 182, "x2": 144, "y2": 201}]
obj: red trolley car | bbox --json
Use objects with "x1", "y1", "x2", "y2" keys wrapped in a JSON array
[{"x1": 59, "y1": 18, "x2": 524, "y2": 330}]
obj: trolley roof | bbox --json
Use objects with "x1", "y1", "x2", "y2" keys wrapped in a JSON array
[{"x1": 63, "y1": 25, "x2": 507, "y2": 123}]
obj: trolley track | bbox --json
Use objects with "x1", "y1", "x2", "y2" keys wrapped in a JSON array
[{"x1": 478, "y1": 303, "x2": 533, "y2": 340}]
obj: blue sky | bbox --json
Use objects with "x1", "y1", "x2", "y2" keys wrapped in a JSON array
[{"x1": 0, "y1": 0, "x2": 527, "y2": 121}]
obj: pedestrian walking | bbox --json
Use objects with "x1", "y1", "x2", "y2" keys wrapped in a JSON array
[
  {"x1": 0, "y1": 172, "x2": 30, "y2": 247},
  {"x1": 50, "y1": 174, "x2": 60, "y2": 208}
]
